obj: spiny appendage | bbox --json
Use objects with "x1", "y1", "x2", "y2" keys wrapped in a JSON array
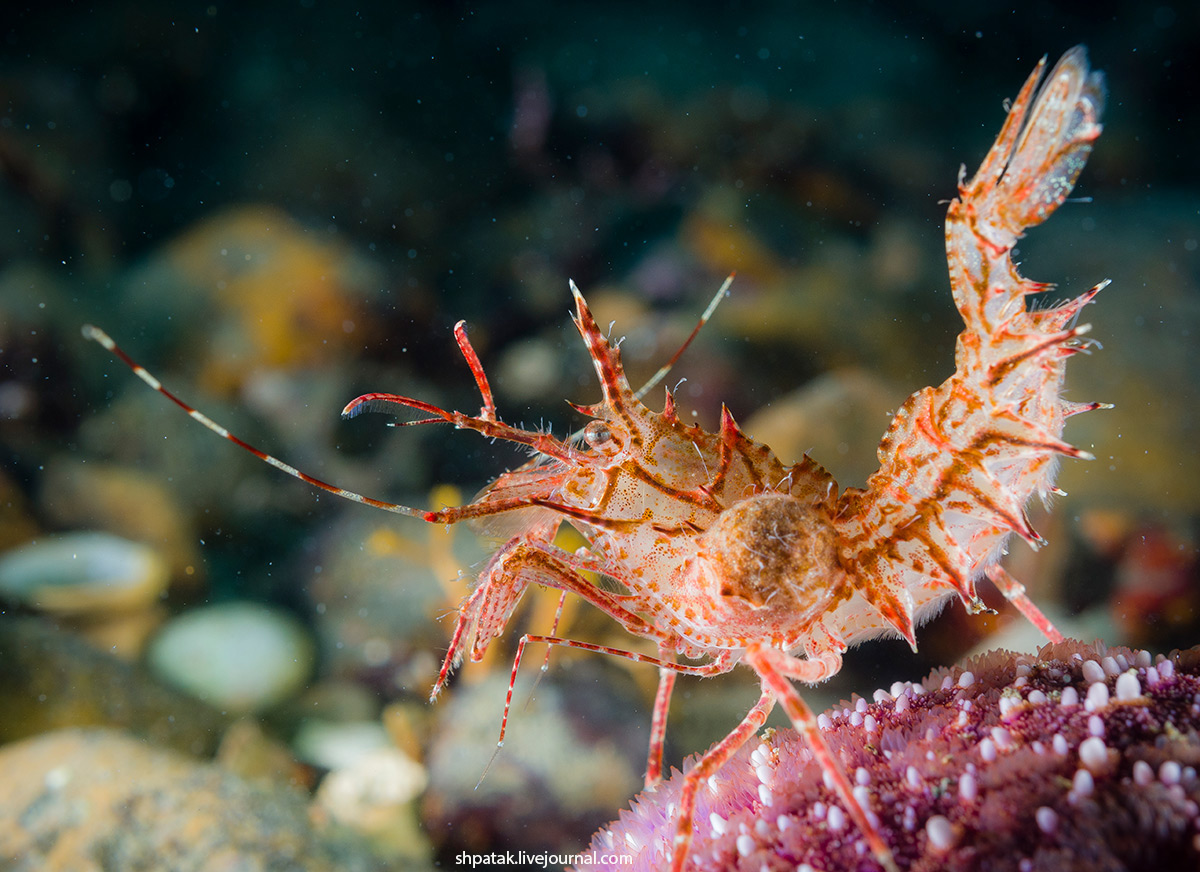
[
  {"x1": 959, "y1": 45, "x2": 1105, "y2": 250},
  {"x1": 942, "y1": 47, "x2": 1107, "y2": 459},
  {"x1": 840, "y1": 362, "x2": 1094, "y2": 609},
  {"x1": 963, "y1": 272, "x2": 1109, "y2": 410},
  {"x1": 81, "y1": 325, "x2": 426, "y2": 519},
  {"x1": 946, "y1": 46, "x2": 1104, "y2": 340},
  {"x1": 341, "y1": 389, "x2": 585, "y2": 470},
  {"x1": 568, "y1": 279, "x2": 647, "y2": 436},
  {"x1": 838, "y1": 49, "x2": 1110, "y2": 642}
]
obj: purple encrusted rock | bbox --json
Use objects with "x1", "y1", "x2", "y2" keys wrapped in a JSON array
[{"x1": 576, "y1": 640, "x2": 1200, "y2": 871}]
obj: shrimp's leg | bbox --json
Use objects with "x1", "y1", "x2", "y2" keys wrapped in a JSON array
[
  {"x1": 646, "y1": 663, "x2": 676, "y2": 787},
  {"x1": 431, "y1": 537, "x2": 660, "y2": 699},
  {"x1": 746, "y1": 643, "x2": 899, "y2": 872},
  {"x1": 432, "y1": 523, "x2": 556, "y2": 700},
  {"x1": 671, "y1": 688, "x2": 775, "y2": 872},
  {"x1": 528, "y1": 590, "x2": 569, "y2": 692},
  {"x1": 497, "y1": 635, "x2": 732, "y2": 755},
  {"x1": 431, "y1": 582, "x2": 487, "y2": 701},
  {"x1": 985, "y1": 563, "x2": 1064, "y2": 642},
  {"x1": 480, "y1": 541, "x2": 660, "y2": 644},
  {"x1": 494, "y1": 550, "x2": 680, "y2": 788}
]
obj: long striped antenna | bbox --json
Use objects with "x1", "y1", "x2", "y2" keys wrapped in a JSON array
[
  {"x1": 81, "y1": 276, "x2": 732, "y2": 522},
  {"x1": 632, "y1": 271, "x2": 733, "y2": 402},
  {"x1": 80, "y1": 324, "x2": 426, "y2": 519}
]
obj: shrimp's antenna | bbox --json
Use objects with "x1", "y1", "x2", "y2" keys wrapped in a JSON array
[{"x1": 81, "y1": 325, "x2": 426, "y2": 519}]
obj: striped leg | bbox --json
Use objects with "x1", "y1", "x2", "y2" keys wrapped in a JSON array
[
  {"x1": 646, "y1": 664, "x2": 677, "y2": 787},
  {"x1": 496, "y1": 635, "x2": 733, "y2": 754},
  {"x1": 670, "y1": 688, "x2": 775, "y2": 872},
  {"x1": 746, "y1": 644, "x2": 899, "y2": 872},
  {"x1": 986, "y1": 563, "x2": 1064, "y2": 642},
  {"x1": 431, "y1": 537, "x2": 662, "y2": 699}
]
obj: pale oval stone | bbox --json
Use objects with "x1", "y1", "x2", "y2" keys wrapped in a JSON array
[
  {"x1": 148, "y1": 602, "x2": 314, "y2": 712},
  {"x1": 293, "y1": 719, "x2": 393, "y2": 771},
  {"x1": 0, "y1": 532, "x2": 168, "y2": 614}
]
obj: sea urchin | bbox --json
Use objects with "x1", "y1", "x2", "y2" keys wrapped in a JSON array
[{"x1": 578, "y1": 639, "x2": 1200, "y2": 872}]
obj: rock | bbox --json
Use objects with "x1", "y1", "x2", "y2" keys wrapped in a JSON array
[
  {"x1": 0, "y1": 727, "x2": 386, "y2": 872},
  {"x1": 0, "y1": 616, "x2": 228, "y2": 755},
  {"x1": 0, "y1": 531, "x2": 169, "y2": 615},
  {"x1": 147, "y1": 601, "x2": 315, "y2": 714},
  {"x1": 0, "y1": 530, "x2": 172, "y2": 658},
  {"x1": 37, "y1": 460, "x2": 203, "y2": 589},
  {"x1": 423, "y1": 667, "x2": 644, "y2": 861},
  {"x1": 314, "y1": 743, "x2": 431, "y2": 865},
  {"x1": 214, "y1": 718, "x2": 315, "y2": 790},
  {"x1": 294, "y1": 718, "x2": 394, "y2": 771},
  {"x1": 293, "y1": 714, "x2": 434, "y2": 865}
]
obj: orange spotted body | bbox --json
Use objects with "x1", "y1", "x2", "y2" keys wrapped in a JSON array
[{"x1": 85, "y1": 47, "x2": 1108, "y2": 872}]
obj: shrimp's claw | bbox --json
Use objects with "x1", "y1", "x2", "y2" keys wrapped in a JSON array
[{"x1": 964, "y1": 45, "x2": 1105, "y2": 250}]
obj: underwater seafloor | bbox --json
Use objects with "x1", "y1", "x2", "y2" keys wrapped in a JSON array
[{"x1": 1, "y1": 3, "x2": 1198, "y2": 870}]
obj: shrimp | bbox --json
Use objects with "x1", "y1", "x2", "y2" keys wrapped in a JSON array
[{"x1": 84, "y1": 46, "x2": 1107, "y2": 872}]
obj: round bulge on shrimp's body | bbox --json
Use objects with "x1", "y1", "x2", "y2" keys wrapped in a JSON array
[{"x1": 667, "y1": 493, "x2": 855, "y2": 651}]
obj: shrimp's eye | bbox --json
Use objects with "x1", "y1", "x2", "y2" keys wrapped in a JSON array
[{"x1": 583, "y1": 420, "x2": 617, "y2": 452}]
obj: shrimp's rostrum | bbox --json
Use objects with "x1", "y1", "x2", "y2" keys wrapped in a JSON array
[{"x1": 85, "y1": 46, "x2": 1108, "y2": 872}]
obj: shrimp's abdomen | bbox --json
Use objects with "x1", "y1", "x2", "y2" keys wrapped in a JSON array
[{"x1": 834, "y1": 47, "x2": 1108, "y2": 647}]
